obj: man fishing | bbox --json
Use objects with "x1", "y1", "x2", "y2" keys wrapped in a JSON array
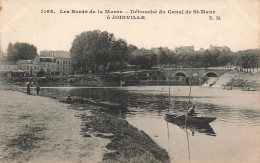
[{"x1": 187, "y1": 104, "x2": 196, "y2": 116}]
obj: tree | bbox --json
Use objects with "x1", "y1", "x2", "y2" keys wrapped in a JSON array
[
  {"x1": 70, "y1": 30, "x2": 128, "y2": 73},
  {"x1": 127, "y1": 44, "x2": 138, "y2": 56},
  {"x1": 129, "y1": 49, "x2": 158, "y2": 69},
  {"x1": 7, "y1": 42, "x2": 38, "y2": 63},
  {"x1": 158, "y1": 47, "x2": 175, "y2": 67}
]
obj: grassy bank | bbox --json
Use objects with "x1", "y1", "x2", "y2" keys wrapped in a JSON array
[
  {"x1": 225, "y1": 70, "x2": 259, "y2": 88},
  {"x1": 75, "y1": 104, "x2": 170, "y2": 163}
]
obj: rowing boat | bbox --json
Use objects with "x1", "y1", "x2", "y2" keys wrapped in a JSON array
[
  {"x1": 165, "y1": 114, "x2": 216, "y2": 136},
  {"x1": 241, "y1": 89, "x2": 256, "y2": 91},
  {"x1": 165, "y1": 114, "x2": 216, "y2": 124}
]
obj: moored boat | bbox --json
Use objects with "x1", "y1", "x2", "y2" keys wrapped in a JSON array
[{"x1": 241, "y1": 88, "x2": 256, "y2": 91}]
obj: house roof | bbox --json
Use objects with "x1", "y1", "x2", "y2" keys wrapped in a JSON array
[
  {"x1": 17, "y1": 60, "x2": 39, "y2": 65},
  {"x1": 18, "y1": 60, "x2": 34, "y2": 64},
  {"x1": 175, "y1": 46, "x2": 194, "y2": 50},
  {"x1": 210, "y1": 46, "x2": 231, "y2": 51},
  {"x1": 0, "y1": 61, "x2": 16, "y2": 65},
  {"x1": 40, "y1": 50, "x2": 71, "y2": 58}
]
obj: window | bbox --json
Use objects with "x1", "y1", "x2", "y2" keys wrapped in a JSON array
[{"x1": 57, "y1": 61, "x2": 59, "y2": 64}]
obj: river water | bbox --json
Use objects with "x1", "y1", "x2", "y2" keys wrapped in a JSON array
[{"x1": 21, "y1": 86, "x2": 260, "y2": 163}]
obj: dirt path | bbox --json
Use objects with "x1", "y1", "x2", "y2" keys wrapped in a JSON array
[{"x1": 0, "y1": 89, "x2": 110, "y2": 163}]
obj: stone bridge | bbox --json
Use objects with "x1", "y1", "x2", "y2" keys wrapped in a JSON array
[
  {"x1": 162, "y1": 68, "x2": 231, "y2": 85},
  {"x1": 163, "y1": 68, "x2": 231, "y2": 78},
  {"x1": 115, "y1": 68, "x2": 232, "y2": 86}
]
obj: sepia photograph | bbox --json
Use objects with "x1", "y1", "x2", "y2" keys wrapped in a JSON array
[{"x1": 0, "y1": 0, "x2": 259, "y2": 162}]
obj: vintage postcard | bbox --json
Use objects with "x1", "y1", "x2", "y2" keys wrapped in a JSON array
[{"x1": 0, "y1": 0, "x2": 259, "y2": 163}]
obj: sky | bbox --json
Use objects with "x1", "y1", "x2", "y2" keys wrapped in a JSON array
[{"x1": 0, "y1": 0, "x2": 259, "y2": 54}]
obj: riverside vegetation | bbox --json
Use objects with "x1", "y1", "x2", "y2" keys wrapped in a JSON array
[{"x1": 72, "y1": 102, "x2": 170, "y2": 163}]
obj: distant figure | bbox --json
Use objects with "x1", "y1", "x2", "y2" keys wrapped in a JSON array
[
  {"x1": 67, "y1": 95, "x2": 73, "y2": 103},
  {"x1": 36, "y1": 83, "x2": 40, "y2": 96},
  {"x1": 187, "y1": 105, "x2": 196, "y2": 116},
  {"x1": 120, "y1": 80, "x2": 125, "y2": 87},
  {"x1": 26, "y1": 82, "x2": 31, "y2": 95}
]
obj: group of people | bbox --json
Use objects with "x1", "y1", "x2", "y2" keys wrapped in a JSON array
[{"x1": 26, "y1": 80, "x2": 41, "y2": 96}]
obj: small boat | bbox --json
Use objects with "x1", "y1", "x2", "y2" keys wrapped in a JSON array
[
  {"x1": 165, "y1": 114, "x2": 216, "y2": 136},
  {"x1": 241, "y1": 88, "x2": 256, "y2": 91},
  {"x1": 165, "y1": 114, "x2": 216, "y2": 124}
]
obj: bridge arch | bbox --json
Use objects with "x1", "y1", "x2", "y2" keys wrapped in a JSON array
[
  {"x1": 174, "y1": 71, "x2": 188, "y2": 77},
  {"x1": 203, "y1": 71, "x2": 219, "y2": 77}
]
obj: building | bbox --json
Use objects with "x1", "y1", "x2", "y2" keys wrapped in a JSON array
[
  {"x1": 39, "y1": 50, "x2": 72, "y2": 75},
  {"x1": 209, "y1": 44, "x2": 231, "y2": 52},
  {"x1": 0, "y1": 61, "x2": 24, "y2": 77},
  {"x1": 17, "y1": 56, "x2": 41, "y2": 76},
  {"x1": 174, "y1": 46, "x2": 194, "y2": 54},
  {"x1": 151, "y1": 47, "x2": 170, "y2": 54},
  {"x1": 198, "y1": 48, "x2": 205, "y2": 52},
  {"x1": 0, "y1": 61, "x2": 19, "y2": 71}
]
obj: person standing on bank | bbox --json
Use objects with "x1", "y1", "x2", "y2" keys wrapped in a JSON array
[
  {"x1": 36, "y1": 83, "x2": 40, "y2": 96},
  {"x1": 26, "y1": 81, "x2": 31, "y2": 95}
]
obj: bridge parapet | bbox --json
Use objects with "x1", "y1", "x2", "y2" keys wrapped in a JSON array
[{"x1": 163, "y1": 68, "x2": 231, "y2": 78}]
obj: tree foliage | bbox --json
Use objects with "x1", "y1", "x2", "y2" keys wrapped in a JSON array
[
  {"x1": 70, "y1": 30, "x2": 128, "y2": 73},
  {"x1": 69, "y1": 30, "x2": 259, "y2": 73},
  {"x1": 129, "y1": 49, "x2": 158, "y2": 69},
  {"x1": 7, "y1": 42, "x2": 38, "y2": 63},
  {"x1": 145, "y1": 48, "x2": 259, "y2": 71}
]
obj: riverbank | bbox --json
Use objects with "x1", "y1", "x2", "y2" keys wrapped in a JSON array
[
  {"x1": 0, "y1": 87, "x2": 170, "y2": 162},
  {"x1": 76, "y1": 104, "x2": 170, "y2": 162},
  {"x1": 205, "y1": 70, "x2": 260, "y2": 89},
  {"x1": 225, "y1": 70, "x2": 259, "y2": 88},
  {"x1": 0, "y1": 74, "x2": 120, "y2": 87},
  {"x1": 0, "y1": 89, "x2": 110, "y2": 163}
]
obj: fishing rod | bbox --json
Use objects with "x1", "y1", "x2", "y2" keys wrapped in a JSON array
[
  {"x1": 168, "y1": 77, "x2": 171, "y2": 113},
  {"x1": 188, "y1": 76, "x2": 192, "y2": 104},
  {"x1": 185, "y1": 74, "x2": 192, "y2": 162}
]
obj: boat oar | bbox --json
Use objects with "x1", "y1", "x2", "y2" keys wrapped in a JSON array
[{"x1": 177, "y1": 112, "x2": 189, "y2": 119}]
